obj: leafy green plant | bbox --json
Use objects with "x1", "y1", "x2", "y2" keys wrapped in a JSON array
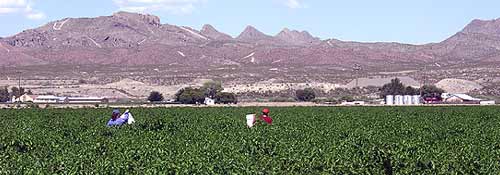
[{"x1": 0, "y1": 107, "x2": 499, "y2": 174}]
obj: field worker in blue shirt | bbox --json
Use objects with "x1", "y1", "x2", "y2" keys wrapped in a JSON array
[{"x1": 107, "y1": 109, "x2": 132, "y2": 127}]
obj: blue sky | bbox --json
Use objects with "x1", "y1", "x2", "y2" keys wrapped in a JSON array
[{"x1": 0, "y1": 0, "x2": 499, "y2": 44}]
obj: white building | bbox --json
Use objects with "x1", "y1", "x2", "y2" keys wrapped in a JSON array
[
  {"x1": 33, "y1": 95, "x2": 65, "y2": 103},
  {"x1": 66, "y1": 97, "x2": 108, "y2": 103},
  {"x1": 12, "y1": 94, "x2": 37, "y2": 103},
  {"x1": 341, "y1": 101, "x2": 365, "y2": 106},
  {"x1": 480, "y1": 101, "x2": 496, "y2": 105},
  {"x1": 204, "y1": 97, "x2": 215, "y2": 105},
  {"x1": 441, "y1": 93, "x2": 482, "y2": 103}
]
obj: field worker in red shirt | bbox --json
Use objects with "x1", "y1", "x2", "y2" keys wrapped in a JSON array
[
  {"x1": 259, "y1": 108, "x2": 273, "y2": 125},
  {"x1": 246, "y1": 108, "x2": 273, "y2": 128}
]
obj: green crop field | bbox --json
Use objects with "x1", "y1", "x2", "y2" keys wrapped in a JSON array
[{"x1": 1, "y1": 107, "x2": 499, "y2": 174}]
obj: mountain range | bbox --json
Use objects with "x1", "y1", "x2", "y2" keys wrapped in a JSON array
[{"x1": 1, "y1": 11, "x2": 500, "y2": 70}]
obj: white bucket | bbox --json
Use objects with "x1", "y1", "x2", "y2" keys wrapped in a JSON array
[{"x1": 246, "y1": 114, "x2": 256, "y2": 128}]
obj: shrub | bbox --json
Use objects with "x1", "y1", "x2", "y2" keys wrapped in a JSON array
[
  {"x1": 176, "y1": 87, "x2": 205, "y2": 104},
  {"x1": 296, "y1": 88, "x2": 316, "y2": 102},
  {"x1": 215, "y1": 92, "x2": 238, "y2": 104},
  {"x1": 340, "y1": 96, "x2": 355, "y2": 102},
  {"x1": 380, "y1": 78, "x2": 406, "y2": 98},
  {"x1": 0, "y1": 86, "x2": 9, "y2": 103},
  {"x1": 202, "y1": 80, "x2": 223, "y2": 98},
  {"x1": 420, "y1": 85, "x2": 445, "y2": 98},
  {"x1": 148, "y1": 91, "x2": 164, "y2": 102}
]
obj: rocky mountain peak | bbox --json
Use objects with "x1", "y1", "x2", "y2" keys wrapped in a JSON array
[
  {"x1": 200, "y1": 24, "x2": 232, "y2": 40},
  {"x1": 276, "y1": 28, "x2": 319, "y2": 45},
  {"x1": 461, "y1": 18, "x2": 500, "y2": 36},
  {"x1": 282, "y1": 28, "x2": 292, "y2": 33},
  {"x1": 201, "y1": 24, "x2": 216, "y2": 32},
  {"x1": 112, "y1": 11, "x2": 161, "y2": 26},
  {"x1": 2, "y1": 11, "x2": 500, "y2": 69},
  {"x1": 237, "y1": 25, "x2": 271, "y2": 41}
]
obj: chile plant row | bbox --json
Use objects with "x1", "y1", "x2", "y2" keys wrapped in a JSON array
[{"x1": 0, "y1": 107, "x2": 499, "y2": 174}]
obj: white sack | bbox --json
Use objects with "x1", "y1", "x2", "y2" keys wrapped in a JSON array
[{"x1": 246, "y1": 114, "x2": 256, "y2": 128}]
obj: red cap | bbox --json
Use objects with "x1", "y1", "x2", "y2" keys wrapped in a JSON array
[{"x1": 262, "y1": 108, "x2": 270, "y2": 114}]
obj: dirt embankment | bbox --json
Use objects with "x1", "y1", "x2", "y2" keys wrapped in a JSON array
[{"x1": 436, "y1": 79, "x2": 483, "y2": 94}]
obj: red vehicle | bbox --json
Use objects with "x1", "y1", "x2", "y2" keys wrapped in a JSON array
[{"x1": 424, "y1": 97, "x2": 442, "y2": 104}]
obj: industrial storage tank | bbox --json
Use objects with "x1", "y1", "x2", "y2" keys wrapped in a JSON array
[
  {"x1": 395, "y1": 95, "x2": 404, "y2": 105},
  {"x1": 386, "y1": 95, "x2": 394, "y2": 105},
  {"x1": 404, "y1": 95, "x2": 412, "y2": 105},
  {"x1": 412, "y1": 95, "x2": 421, "y2": 105}
]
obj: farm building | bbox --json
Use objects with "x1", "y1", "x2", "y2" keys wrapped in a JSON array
[
  {"x1": 33, "y1": 95, "x2": 66, "y2": 103},
  {"x1": 30, "y1": 96, "x2": 108, "y2": 104},
  {"x1": 12, "y1": 94, "x2": 37, "y2": 103},
  {"x1": 480, "y1": 101, "x2": 496, "y2": 105},
  {"x1": 341, "y1": 101, "x2": 365, "y2": 106},
  {"x1": 204, "y1": 97, "x2": 215, "y2": 105},
  {"x1": 64, "y1": 97, "x2": 108, "y2": 103},
  {"x1": 441, "y1": 93, "x2": 482, "y2": 103}
]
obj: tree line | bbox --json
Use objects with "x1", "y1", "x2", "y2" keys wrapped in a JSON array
[
  {"x1": 294, "y1": 78, "x2": 446, "y2": 103},
  {"x1": 148, "y1": 80, "x2": 238, "y2": 104},
  {"x1": 379, "y1": 78, "x2": 445, "y2": 98},
  {"x1": 2, "y1": 78, "x2": 442, "y2": 104},
  {"x1": 150, "y1": 78, "x2": 444, "y2": 104}
]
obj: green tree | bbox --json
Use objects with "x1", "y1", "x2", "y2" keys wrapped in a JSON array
[
  {"x1": 380, "y1": 78, "x2": 406, "y2": 98},
  {"x1": 175, "y1": 88, "x2": 185, "y2": 102},
  {"x1": 215, "y1": 92, "x2": 238, "y2": 104},
  {"x1": 296, "y1": 88, "x2": 316, "y2": 102},
  {"x1": 0, "y1": 86, "x2": 9, "y2": 102},
  {"x1": 404, "y1": 86, "x2": 419, "y2": 95},
  {"x1": 202, "y1": 80, "x2": 223, "y2": 98},
  {"x1": 176, "y1": 87, "x2": 205, "y2": 104},
  {"x1": 148, "y1": 91, "x2": 164, "y2": 102},
  {"x1": 420, "y1": 85, "x2": 445, "y2": 98},
  {"x1": 10, "y1": 87, "x2": 25, "y2": 98}
]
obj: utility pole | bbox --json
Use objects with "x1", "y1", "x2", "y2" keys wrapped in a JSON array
[
  {"x1": 419, "y1": 65, "x2": 427, "y2": 97},
  {"x1": 353, "y1": 64, "x2": 362, "y2": 88},
  {"x1": 16, "y1": 71, "x2": 22, "y2": 97},
  {"x1": 419, "y1": 66, "x2": 423, "y2": 97},
  {"x1": 423, "y1": 65, "x2": 427, "y2": 87},
  {"x1": 17, "y1": 71, "x2": 21, "y2": 89}
]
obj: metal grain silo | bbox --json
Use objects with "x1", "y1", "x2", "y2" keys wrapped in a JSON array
[
  {"x1": 386, "y1": 95, "x2": 394, "y2": 105},
  {"x1": 395, "y1": 95, "x2": 403, "y2": 105},
  {"x1": 412, "y1": 95, "x2": 421, "y2": 105},
  {"x1": 403, "y1": 95, "x2": 412, "y2": 105}
]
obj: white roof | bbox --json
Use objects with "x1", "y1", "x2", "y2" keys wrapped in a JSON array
[
  {"x1": 67, "y1": 97, "x2": 105, "y2": 100},
  {"x1": 34, "y1": 96, "x2": 66, "y2": 101},
  {"x1": 445, "y1": 93, "x2": 482, "y2": 101},
  {"x1": 35, "y1": 95, "x2": 61, "y2": 99}
]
